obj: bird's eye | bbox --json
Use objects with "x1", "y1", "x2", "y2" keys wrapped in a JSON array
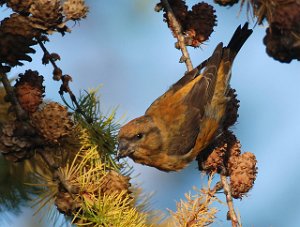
[{"x1": 135, "y1": 133, "x2": 143, "y2": 140}]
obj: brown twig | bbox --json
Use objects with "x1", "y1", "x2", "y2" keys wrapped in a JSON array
[
  {"x1": 212, "y1": 180, "x2": 223, "y2": 192},
  {"x1": 221, "y1": 174, "x2": 241, "y2": 227},
  {"x1": 37, "y1": 39, "x2": 82, "y2": 112},
  {"x1": 0, "y1": 71, "x2": 28, "y2": 120},
  {"x1": 161, "y1": 0, "x2": 193, "y2": 71},
  {"x1": 37, "y1": 38, "x2": 60, "y2": 70}
]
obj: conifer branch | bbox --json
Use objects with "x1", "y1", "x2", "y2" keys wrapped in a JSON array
[
  {"x1": 0, "y1": 71, "x2": 27, "y2": 120},
  {"x1": 161, "y1": 0, "x2": 193, "y2": 71},
  {"x1": 221, "y1": 174, "x2": 240, "y2": 227}
]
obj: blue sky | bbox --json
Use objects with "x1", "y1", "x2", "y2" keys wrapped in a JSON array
[{"x1": 1, "y1": 0, "x2": 300, "y2": 226}]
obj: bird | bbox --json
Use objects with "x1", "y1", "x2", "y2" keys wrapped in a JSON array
[{"x1": 117, "y1": 23, "x2": 253, "y2": 171}]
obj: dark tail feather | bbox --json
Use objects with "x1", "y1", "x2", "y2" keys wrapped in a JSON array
[
  {"x1": 195, "y1": 23, "x2": 252, "y2": 72},
  {"x1": 226, "y1": 23, "x2": 253, "y2": 60}
]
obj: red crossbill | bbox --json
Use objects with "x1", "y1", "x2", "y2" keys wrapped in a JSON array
[{"x1": 117, "y1": 23, "x2": 252, "y2": 171}]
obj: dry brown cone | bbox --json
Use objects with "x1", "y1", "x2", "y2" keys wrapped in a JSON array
[
  {"x1": 30, "y1": 102, "x2": 74, "y2": 143},
  {"x1": 55, "y1": 191, "x2": 81, "y2": 215},
  {"x1": 162, "y1": 0, "x2": 188, "y2": 38},
  {"x1": 198, "y1": 130, "x2": 241, "y2": 173},
  {"x1": 0, "y1": 33, "x2": 36, "y2": 67},
  {"x1": 224, "y1": 132, "x2": 242, "y2": 176},
  {"x1": 271, "y1": 2, "x2": 300, "y2": 31},
  {"x1": 29, "y1": 0, "x2": 66, "y2": 33},
  {"x1": 263, "y1": 26, "x2": 300, "y2": 63},
  {"x1": 214, "y1": 0, "x2": 239, "y2": 6},
  {"x1": 198, "y1": 136, "x2": 227, "y2": 173},
  {"x1": 0, "y1": 14, "x2": 39, "y2": 66},
  {"x1": 0, "y1": 121, "x2": 35, "y2": 161},
  {"x1": 223, "y1": 88, "x2": 240, "y2": 130},
  {"x1": 184, "y1": 2, "x2": 217, "y2": 47},
  {"x1": 229, "y1": 152, "x2": 257, "y2": 199},
  {"x1": 14, "y1": 70, "x2": 45, "y2": 113},
  {"x1": 0, "y1": 13, "x2": 40, "y2": 39},
  {"x1": 100, "y1": 170, "x2": 131, "y2": 197},
  {"x1": 263, "y1": 2, "x2": 300, "y2": 63},
  {"x1": 7, "y1": 0, "x2": 33, "y2": 14},
  {"x1": 63, "y1": 0, "x2": 89, "y2": 21}
]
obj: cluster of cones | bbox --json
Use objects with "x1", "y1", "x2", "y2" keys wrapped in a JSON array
[
  {"x1": 256, "y1": 0, "x2": 300, "y2": 63},
  {"x1": 0, "y1": 70, "x2": 73, "y2": 161},
  {"x1": 0, "y1": 0, "x2": 88, "y2": 70},
  {"x1": 198, "y1": 88, "x2": 257, "y2": 199},
  {"x1": 214, "y1": 0, "x2": 300, "y2": 63},
  {"x1": 0, "y1": 1, "x2": 136, "y2": 222},
  {"x1": 0, "y1": 70, "x2": 134, "y2": 220}
]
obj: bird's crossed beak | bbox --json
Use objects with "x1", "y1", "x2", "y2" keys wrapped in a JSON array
[{"x1": 116, "y1": 140, "x2": 134, "y2": 161}]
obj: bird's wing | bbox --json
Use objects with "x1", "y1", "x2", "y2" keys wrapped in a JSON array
[
  {"x1": 144, "y1": 68, "x2": 200, "y2": 114},
  {"x1": 146, "y1": 43, "x2": 224, "y2": 156}
]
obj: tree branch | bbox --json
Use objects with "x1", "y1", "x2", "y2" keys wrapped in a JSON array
[
  {"x1": 0, "y1": 71, "x2": 27, "y2": 120},
  {"x1": 161, "y1": 0, "x2": 193, "y2": 71},
  {"x1": 37, "y1": 39, "x2": 88, "y2": 120},
  {"x1": 221, "y1": 175, "x2": 241, "y2": 227}
]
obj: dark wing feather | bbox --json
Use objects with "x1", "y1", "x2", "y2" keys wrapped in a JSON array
[
  {"x1": 167, "y1": 44, "x2": 224, "y2": 155},
  {"x1": 199, "y1": 43, "x2": 223, "y2": 104},
  {"x1": 169, "y1": 68, "x2": 199, "y2": 93},
  {"x1": 166, "y1": 78, "x2": 208, "y2": 155},
  {"x1": 145, "y1": 68, "x2": 198, "y2": 114}
]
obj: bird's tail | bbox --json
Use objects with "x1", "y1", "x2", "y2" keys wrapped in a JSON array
[
  {"x1": 195, "y1": 23, "x2": 253, "y2": 72},
  {"x1": 226, "y1": 23, "x2": 253, "y2": 61},
  {"x1": 220, "y1": 23, "x2": 252, "y2": 88}
]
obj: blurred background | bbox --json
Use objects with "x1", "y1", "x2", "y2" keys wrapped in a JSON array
[{"x1": 1, "y1": 0, "x2": 300, "y2": 226}]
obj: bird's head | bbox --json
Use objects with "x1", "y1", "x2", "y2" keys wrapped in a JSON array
[{"x1": 117, "y1": 115, "x2": 162, "y2": 162}]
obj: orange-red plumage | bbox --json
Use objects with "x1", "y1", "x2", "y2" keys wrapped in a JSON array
[{"x1": 117, "y1": 23, "x2": 252, "y2": 171}]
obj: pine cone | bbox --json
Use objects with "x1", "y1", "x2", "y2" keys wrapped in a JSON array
[
  {"x1": 263, "y1": 26, "x2": 300, "y2": 63},
  {"x1": 223, "y1": 88, "x2": 240, "y2": 130},
  {"x1": 229, "y1": 152, "x2": 257, "y2": 199},
  {"x1": 14, "y1": 70, "x2": 45, "y2": 113},
  {"x1": 63, "y1": 0, "x2": 89, "y2": 21},
  {"x1": 55, "y1": 191, "x2": 81, "y2": 215},
  {"x1": 30, "y1": 102, "x2": 73, "y2": 143},
  {"x1": 272, "y1": 2, "x2": 300, "y2": 32},
  {"x1": 29, "y1": 0, "x2": 66, "y2": 33},
  {"x1": 214, "y1": 0, "x2": 239, "y2": 6},
  {"x1": 0, "y1": 14, "x2": 38, "y2": 66},
  {"x1": 198, "y1": 130, "x2": 241, "y2": 174},
  {"x1": 226, "y1": 139, "x2": 242, "y2": 176},
  {"x1": 100, "y1": 170, "x2": 131, "y2": 196},
  {"x1": 7, "y1": 0, "x2": 33, "y2": 14},
  {"x1": 0, "y1": 13, "x2": 40, "y2": 39},
  {"x1": 199, "y1": 144, "x2": 226, "y2": 173},
  {"x1": 0, "y1": 121, "x2": 34, "y2": 161},
  {"x1": 263, "y1": 2, "x2": 300, "y2": 63},
  {"x1": 184, "y1": 2, "x2": 217, "y2": 47}
]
